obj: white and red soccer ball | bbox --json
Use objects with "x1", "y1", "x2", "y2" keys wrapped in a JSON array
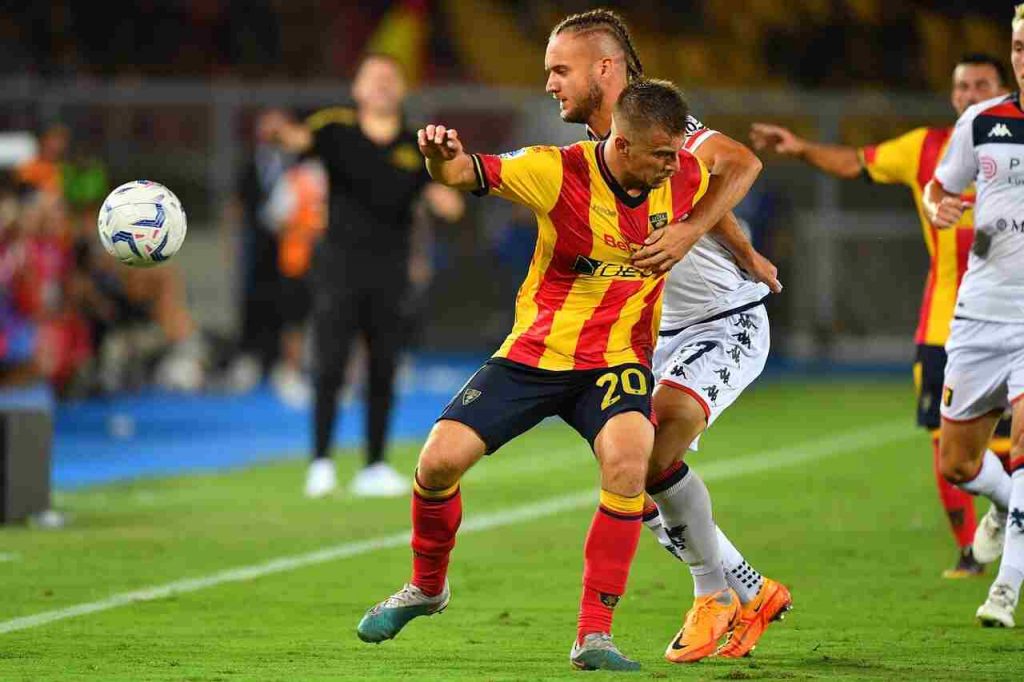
[{"x1": 97, "y1": 180, "x2": 187, "y2": 267}]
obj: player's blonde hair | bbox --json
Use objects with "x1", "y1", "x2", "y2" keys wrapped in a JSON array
[{"x1": 1014, "y1": 4, "x2": 1024, "y2": 31}]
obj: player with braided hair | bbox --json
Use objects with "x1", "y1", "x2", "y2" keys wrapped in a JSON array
[
  {"x1": 550, "y1": 9, "x2": 645, "y2": 84},
  {"x1": 546, "y1": 8, "x2": 791, "y2": 663}
]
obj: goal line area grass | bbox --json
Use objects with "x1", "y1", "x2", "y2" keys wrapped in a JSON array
[{"x1": 1, "y1": 380, "x2": 1022, "y2": 680}]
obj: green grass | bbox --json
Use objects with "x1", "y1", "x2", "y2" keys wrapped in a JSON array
[{"x1": 2, "y1": 380, "x2": 1023, "y2": 680}]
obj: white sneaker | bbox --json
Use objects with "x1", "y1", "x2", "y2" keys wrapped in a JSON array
[
  {"x1": 973, "y1": 505, "x2": 1007, "y2": 564},
  {"x1": 224, "y1": 354, "x2": 261, "y2": 393},
  {"x1": 271, "y1": 364, "x2": 312, "y2": 409},
  {"x1": 977, "y1": 582, "x2": 1017, "y2": 627},
  {"x1": 304, "y1": 459, "x2": 338, "y2": 498},
  {"x1": 350, "y1": 462, "x2": 408, "y2": 498}
]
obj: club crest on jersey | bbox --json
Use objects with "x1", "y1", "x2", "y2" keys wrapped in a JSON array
[
  {"x1": 648, "y1": 212, "x2": 669, "y2": 229},
  {"x1": 462, "y1": 389, "x2": 482, "y2": 406},
  {"x1": 942, "y1": 386, "x2": 953, "y2": 407}
]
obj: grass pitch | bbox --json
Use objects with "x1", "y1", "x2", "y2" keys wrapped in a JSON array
[{"x1": 2, "y1": 380, "x2": 1023, "y2": 680}]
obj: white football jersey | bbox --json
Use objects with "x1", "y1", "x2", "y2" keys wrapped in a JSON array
[
  {"x1": 661, "y1": 116, "x2": 769, "y2": 330},
  {"x1": 935, "y1": 93, "x2": 1024, "y2": 323}
]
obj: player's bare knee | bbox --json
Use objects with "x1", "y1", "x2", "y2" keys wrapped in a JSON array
[
  {"x1": 416, "y1": 421, "x2": 484, "y2": 488},
  {"x1": 598, "y1": 442, "x2": 650, "y2": 497},
  {"x1": 600, "y1": 456, "x2": 648, "y2": 497},
  {"x1": 939, "y1": 445, "x2": 980, "y2": 484},
  {"x1": 1011, "y1": 432, "x2": 1024, "y2": 465}
]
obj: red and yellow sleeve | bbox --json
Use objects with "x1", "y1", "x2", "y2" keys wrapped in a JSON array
[
  {"x1": 471, "y1": 146, "x2": 564, "y2": 213},
  {"x1": 669, "y1": 151, "x2": 711, "y2": 216},
  {"x1": 859, "y1": 127, "x2": 927, "y2": 186}
]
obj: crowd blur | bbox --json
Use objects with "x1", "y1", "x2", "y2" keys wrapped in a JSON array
[
  {"x1": 2, "y1": 0, "x2": 1002, "y2": 399},
  {"x1": 2, "y1": 1, "x2": 1006, "y2": 91},
  {"x1": 0, "y1": 124, "x2": 205, "y2": 396},
  {"x1": 0, "y1": 109, "x2": 450, "y2": 402}
]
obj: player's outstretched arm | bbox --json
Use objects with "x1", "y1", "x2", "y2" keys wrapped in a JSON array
[
  {"x1": 711, "y1": 213, "x2": 782, "y2": 293},
  {"x1": 423, "y1": 183, "x2": 466, "y2": 223},
  {"x1": 923, "y1": 179, "x2": 967, "y2": 229},
  {"x1": 417, "y1": 124, "x2": 478, "y2": 192},
  {"x1": 750, "y1": 123, "x2": 862, "y2": 179},
  {"x1": 633, "y1": 133, "x2": 762, "y2": 273}
]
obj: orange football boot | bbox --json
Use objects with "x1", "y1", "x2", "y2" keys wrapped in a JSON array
[
  {"x1": 715, "y1": 578, "x2": 792, "y2": 658},
  {"x1": 664, "y1": 588, "x2": 740, "y2": 663}
]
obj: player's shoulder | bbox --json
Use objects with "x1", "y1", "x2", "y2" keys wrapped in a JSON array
[
  {"x1": 305, "y1": 106, "x2": 357, "y2": 131},
  {"x1": 675, "y1": 146, "x2": 703, "y2": 169},
  {"x1": 960, "y1": 93, "x2": 1019, "y2": 125},
  {"x1": 670, "y1": 148, "x2": 707, "y2": 193}
]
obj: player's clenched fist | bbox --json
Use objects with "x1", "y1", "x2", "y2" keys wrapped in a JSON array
[
  {"x1": 749, "y1": 123, "x2": 806, "y2": 157},
  {"x1": 417, "y1": 124, "x2": 462, "y2": 160},
  {"x1": 930, "y1": 196, "x2": 967, "y2": 229}
]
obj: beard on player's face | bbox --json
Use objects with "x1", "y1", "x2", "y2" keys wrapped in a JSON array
[{"x1": 561, "y1": 79, "x2": 604, "y2": 124}]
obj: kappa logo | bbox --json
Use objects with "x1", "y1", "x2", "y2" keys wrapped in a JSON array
[
  {"x1": 988, "y1": 123, "x2": 1013, "y2": 138},
  {"x1": 462, "y1": 389, "x2": 482, "y2": 406}
]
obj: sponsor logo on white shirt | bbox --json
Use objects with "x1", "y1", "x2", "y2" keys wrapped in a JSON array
[{"x1": 988, "y1": 123, "x2": 1013, "y2": 138}]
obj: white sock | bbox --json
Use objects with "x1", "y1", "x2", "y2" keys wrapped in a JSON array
[
  {"x1": 718, "y1": 527, "x2": 764, "y2": 604},
  {"x1": 649, "y1": 466, "x2": 727, "y2": 596},
  {"x1": 959, "y1": 450, "x2": 1012, "y2": 510},
  {"x1": 994, "y1": 469, "x2": 1024, "y2": 598},
  {"x1": 643, "y1": 508, "x2": 681, "y2": 559}
]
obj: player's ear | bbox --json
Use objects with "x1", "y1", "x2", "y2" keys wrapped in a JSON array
[{"x1": 614, "y1": 135, "x2": 630, "y2": 156}]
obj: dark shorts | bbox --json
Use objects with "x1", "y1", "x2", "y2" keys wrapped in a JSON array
[
  {"x1": 439, "y1": 358, "x2": 654, "y2": 453},
  {"x1": 915, "y1": 344, "x2": 1011, "y2": 437}
]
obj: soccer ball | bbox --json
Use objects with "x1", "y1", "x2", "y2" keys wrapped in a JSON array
[{"x1": 97, "y1": 180, "x2": 187, "y2": 267}]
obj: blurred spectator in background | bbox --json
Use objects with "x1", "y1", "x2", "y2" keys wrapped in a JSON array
[
  {"x1": 225, "y1": 108, "x2": 296, "y2": 393},
  {"x1": 6, "y1": 124, "x2": 210, "y2": 395},
  {"x1": 0, "y1": 173, "x2": 42, "y2": 387},
  {"x1": 263, "y1": 157, "x2": 328, "y2": 406},
  {"x1": 16, "y1": 124, "x2": 69, "y2": 197},
  {"x1": 270, "y1": 53, "x2": 464, "y2": 499}
]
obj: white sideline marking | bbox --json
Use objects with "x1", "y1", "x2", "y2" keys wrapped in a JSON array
[{"x1": 0, "y1": 422, "x2": 910, "y2": 635}]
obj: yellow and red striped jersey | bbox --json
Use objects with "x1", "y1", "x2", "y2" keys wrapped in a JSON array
[
  {"x1": 859, "y1": 127, "x2": 975, "y2": 346},
  {"x1": 472, "y1": 141, "x2": 709, "y2": 371}
]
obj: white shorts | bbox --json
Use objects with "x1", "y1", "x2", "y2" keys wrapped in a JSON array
[
  {"x1": 941, "y1": 317, "x2": 1024, "y2": 422},
  {"x1": 652, "y1": 304, "x2": 770, "y2": 447}
]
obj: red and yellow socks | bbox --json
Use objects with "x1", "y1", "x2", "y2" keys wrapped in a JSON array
[
  {"x1": 578, "y1": 489, "x2": 643, "y2": 643},
  {"x1": 932, "y1": 436, "x2": 977, "y2": 549},
  {"x1": 410, "y1": 473, "x2": 462, "y2": 597}
]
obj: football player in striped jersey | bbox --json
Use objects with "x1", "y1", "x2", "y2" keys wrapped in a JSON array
[
  {"x1": 750, "y1": 54, "x2": 1010, "y2": 578},
  {"x1": 545, "y1": 9, "x2": 790, "y2": 663},
  {"x1": 358, "y1": 79, "x2": 710, "y2": 672}
]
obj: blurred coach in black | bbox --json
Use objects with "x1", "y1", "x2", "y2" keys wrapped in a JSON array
[{"x1": 271, "y1": 53, "x2": 463, "y2": 498}]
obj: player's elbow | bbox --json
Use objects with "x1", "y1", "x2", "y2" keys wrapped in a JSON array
[
  {"x1": 719, "y1": 146, "x2": 762, "y2": 184},
  {"x1": 837, "y1": 160, "x2": 863, "y2": 180}
]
